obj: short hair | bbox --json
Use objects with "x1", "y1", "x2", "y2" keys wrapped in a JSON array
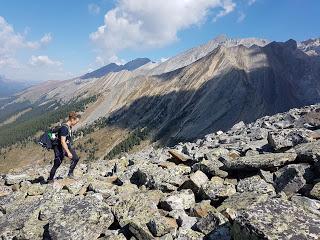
[{"x1": 68, "y1": 111, "x2": 81, "y2": 120}]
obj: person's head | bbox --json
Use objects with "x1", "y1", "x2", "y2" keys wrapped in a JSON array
[{"x1": 68, "y1": 111, "x2": 81, "y2": 126}]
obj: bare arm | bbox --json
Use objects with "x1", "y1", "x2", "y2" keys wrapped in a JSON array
[{"x1": 61, "y1": 136, "x2": 73, "y2": 159}]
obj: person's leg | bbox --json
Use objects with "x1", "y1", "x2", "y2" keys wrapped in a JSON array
[
  {"x1": 48, "y1": 146, "x2": 64, "y2": 181},
  {"x1": 67, "y1": 147, "x2": 80, "y2": 177}
]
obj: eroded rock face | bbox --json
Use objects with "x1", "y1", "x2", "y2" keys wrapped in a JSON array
[{"x1": 1, "y1": 104, "x2": 320, "y2": 239}]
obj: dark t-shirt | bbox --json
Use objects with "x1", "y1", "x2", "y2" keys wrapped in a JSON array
[{"x1": 59, "y1": 125, "x2": 72, "y2": 145}]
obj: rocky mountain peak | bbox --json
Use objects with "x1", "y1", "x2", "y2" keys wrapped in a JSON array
[
  {"x1": 284, "y1": 39, "x2": 298, "y2": 50},
  {"x1": 80, "y1": 58, "x2": 151, "y2": 80},
  {"x1": 298, "y1": 37, "x2": 320, "y2": 56},
  {"x1": 122, "y1": 58, "x2": 151, "y2": 71},
  {"x1": 149, "y1": 35, "x2": 270, "y2": 75}
]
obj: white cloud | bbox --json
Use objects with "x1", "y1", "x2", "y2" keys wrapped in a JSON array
[
  {"x1": 0, "y1": 16, "x2": 27, "y2": 64},
  {"x1": 90, "y1": 0, "x2": 237, "y2": 62},
  {"x1": 0, "y1": 16, "x2": 69, "y2": 81},
  {"x1": 29, "y1": 55, "x2": 62, "y2": 67},
  {"x1": 0, "y1": 16, "x2": 52, "y2": 66},
  {"x1": 88, "y1": 3, "x2": 100, "y2": 15},
  {"x1": 237, "y1": 11, "x2": 246, "y2": 22}
]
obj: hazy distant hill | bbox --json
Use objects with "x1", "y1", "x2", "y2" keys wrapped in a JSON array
[{"x1": 0, "y1": 76, "x2": 32, "y2": 97}]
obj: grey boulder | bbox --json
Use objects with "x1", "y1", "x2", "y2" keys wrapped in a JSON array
[
  {"x1": 232, "y1": 197, "x2": 320, "y2": 240},
  {"x1": 220, "y1": 152, "x2": 297, "y2": 170}
]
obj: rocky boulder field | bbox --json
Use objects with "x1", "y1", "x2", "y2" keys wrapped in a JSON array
[{"x1": 1, "y1": 104, "x2": 320, "y2": 240}]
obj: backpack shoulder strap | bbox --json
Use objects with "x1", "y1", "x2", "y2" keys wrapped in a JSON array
[{"x1": 61, "y1": 123, "x2": 72, "y2": 137}]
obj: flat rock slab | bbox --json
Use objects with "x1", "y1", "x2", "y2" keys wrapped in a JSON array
[
  {"x1": 168, "y1": 150, "x2": 194, "y2": 165},
  {"x1": 220, "y1": 152, "x2": 297, "y2": 170},
  {"x1": 169, "y1": 150, "x2": 189, "y2": 161},
  {"x1": 113, "y1": 190, "x2": 163, "y2": 233},
  {"x1": 217, "y1": 192, "x2": 270, "y2": 213},
  {"x1": 5, "y1": 174, "x2": 31, "y2": 185},
  {"x1": 232, "y1": 197, "x2": 320, "y2": 240},
  {"x1": 0, "y1": 196, "x2": 45, "y2": 239},
  {"x1": 46, "y1": 196, "x2": 114, "y2": 240}
]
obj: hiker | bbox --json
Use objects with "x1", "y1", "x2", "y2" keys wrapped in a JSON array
[{"x1": 47, "y1": 111, "x2": 81, "y2": 182}]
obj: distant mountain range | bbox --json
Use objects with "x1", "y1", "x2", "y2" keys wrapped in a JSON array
[
  {"x1": 0, "y1": 76, "x2": 32, "y2": 97},
  {"x1": 1, "y1": 35, "x2": 320, "y2": 147}
]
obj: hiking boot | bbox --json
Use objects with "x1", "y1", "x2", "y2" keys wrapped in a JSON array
[{"x1": 47, "y1": 179, "x2": 54, "y2": 184}]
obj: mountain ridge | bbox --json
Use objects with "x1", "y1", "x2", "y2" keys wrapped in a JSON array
[{"x1": 80, "y1": 57, "x2": 151, "y2": 79}]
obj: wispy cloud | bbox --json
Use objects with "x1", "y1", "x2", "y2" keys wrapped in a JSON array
[
  {"x1": 88, "y1": 3, "x2": 100, "y2": 15},
  {"x1": 29, "y1": 55, "x2": 62, "y2": 67},
  {"x1": 247, "y1": 0, "x2": 257, "y2": 6},
  {"x1": 213, "y1": 0, "x2": 236, "y2": 22},
  {"x1": 237, "y1": 11, "x2": 246, "y2": 22},
  {"x1": 40, "y1": 33, "x2": 52, "y2": 45}
]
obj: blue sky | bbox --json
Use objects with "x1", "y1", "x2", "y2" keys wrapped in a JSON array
[{"x1": 0, "y1": 0, "x2": 319, "y2": 81}]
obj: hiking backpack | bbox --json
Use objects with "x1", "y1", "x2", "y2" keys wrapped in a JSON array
[{"x1": 38, "y1": 124, "x2": 70, "y2": 150}]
